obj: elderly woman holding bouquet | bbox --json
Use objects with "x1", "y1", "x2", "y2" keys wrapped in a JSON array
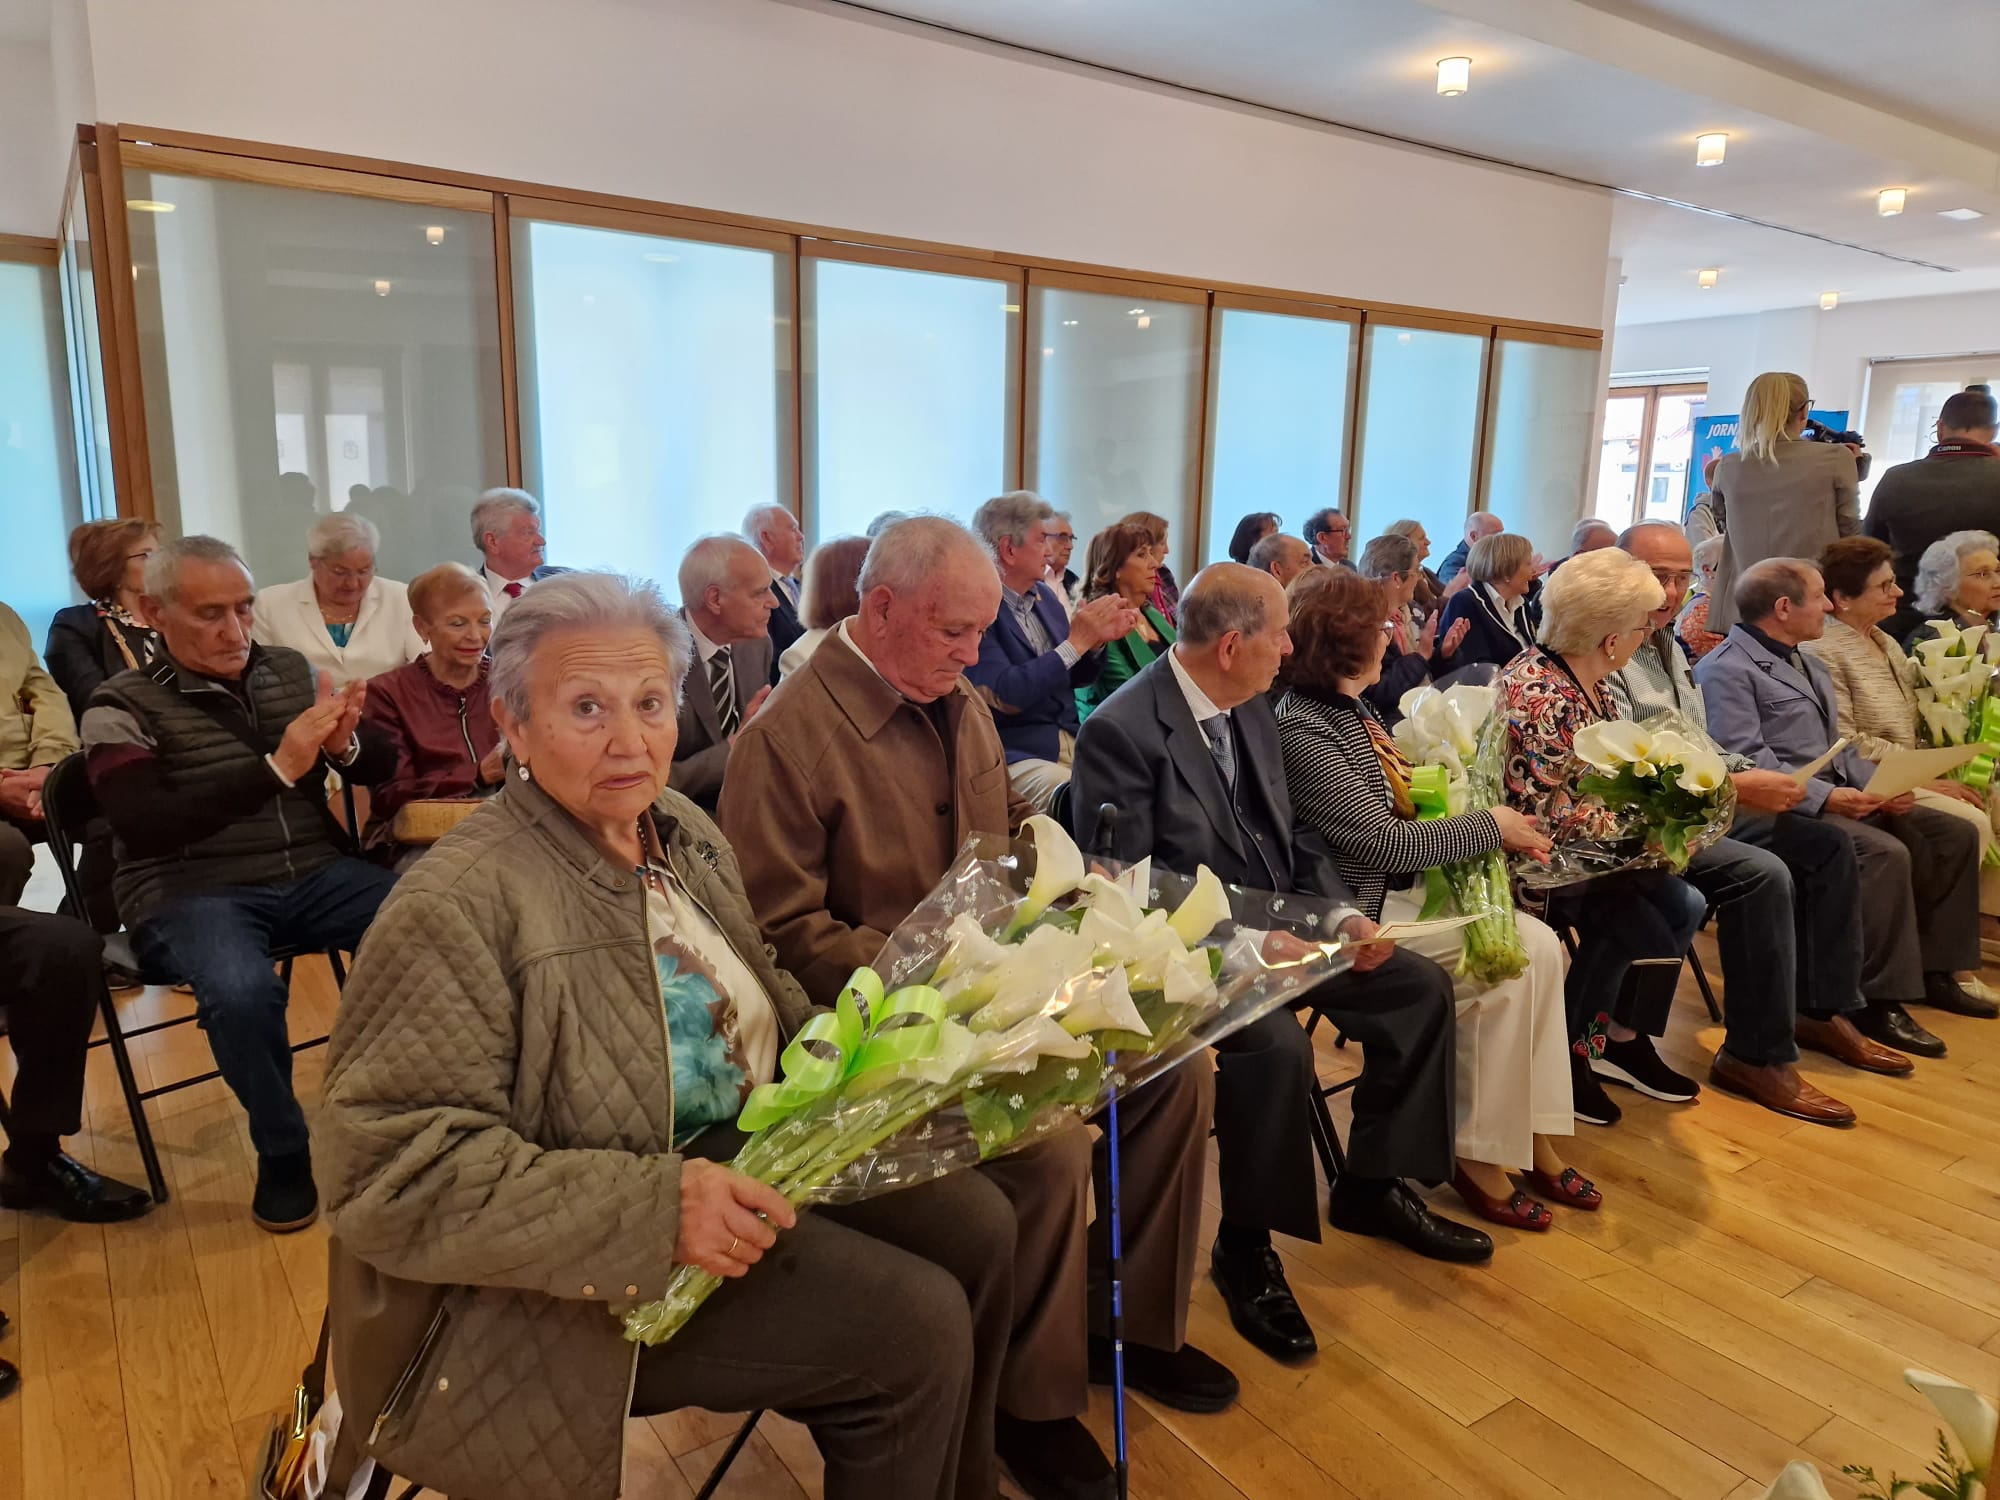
[
  {"x1": 318, "y1": 573, "x2": 1015, "y2": 1500},
  {"x1": 1903, "y1": 528, "x2": 2000, "y2": 650},
  {"x1": 1497, "y1": 548, "x2": 1709, "y2": 1127},
  {"x1": 1277, "y1": 569, "x2": 1596, "y2": 1230}
]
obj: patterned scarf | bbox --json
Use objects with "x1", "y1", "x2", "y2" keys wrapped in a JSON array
[{"x1": 1361, "y1": 709, "x2": 1419, "y2": 819}]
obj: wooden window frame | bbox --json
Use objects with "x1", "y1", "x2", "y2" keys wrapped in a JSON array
[{"x1": 1600, "y1": 381, "x2": 1709, "y2": 529}]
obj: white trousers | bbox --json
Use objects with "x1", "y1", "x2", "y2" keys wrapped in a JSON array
[
  {"x1": 1008, "y1": 731, "x2": 1075, "y2": 814},
  {"x1": 1381, "y1": 887, "x2": 1574, "y2": 1168},
  {"x1": 1911, "y1": 786, "x2": 2000, "y2": 918}
]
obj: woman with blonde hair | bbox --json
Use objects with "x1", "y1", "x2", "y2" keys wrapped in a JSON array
[{"x1": 1707, "y1": 371, "x2": 1859, "y2": 631}]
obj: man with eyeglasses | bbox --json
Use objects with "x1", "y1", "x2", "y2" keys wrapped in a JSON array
[
  {"x1": 1043, "y1": 510, "x2": 1079, "y2": 615},
  {"x1": 1302, "y1": 507, "x2": 1354, "y2": 569},
  {"x1": 1610, "y1": 523, "x2": 1878, "y2": 1121}
]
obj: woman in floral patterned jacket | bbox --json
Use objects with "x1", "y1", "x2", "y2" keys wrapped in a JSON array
[{"x1": 1497, "y1": 549, "x2": 1706, "y2": 1128}]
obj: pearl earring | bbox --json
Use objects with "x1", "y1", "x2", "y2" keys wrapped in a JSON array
[{"x1": 517, "y1": 763, "x2": 531, "y2": 781}]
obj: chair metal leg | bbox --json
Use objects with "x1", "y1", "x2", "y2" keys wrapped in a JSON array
[
  {"x1": 695, "y1": 1411, "x2": 763, "y2": 1500},
  {"x1": 1689, "y1": 947, "x2": 1722, "y2": 1025},
  {"x1": 327, "y1": 948, "x2": 347, "y2": 987},
  {"x1": 97, "y1": 986, "x2": 169, "y2": 1204}
]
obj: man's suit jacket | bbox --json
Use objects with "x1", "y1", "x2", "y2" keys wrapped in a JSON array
[
  {"x1": 1693, "y1": 625, "x2": 1872, "y2": 817},
  {"x1": 966, "y1": 580, "x2": 1102, "y2": 764},
  {"x1": 1069, "y1": 654, "x2": 1358, "y2": 923},
  {"x1": 765, "y1": 575, "x2": 804, "y2": 686},
  {"x1": 670, "y1": 616, "x2": 774, "y2": 810}
]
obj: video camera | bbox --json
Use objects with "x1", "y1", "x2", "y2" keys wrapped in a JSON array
[{"x1": 1802, "y1": 417, "x2": 1871, "y2": 481}]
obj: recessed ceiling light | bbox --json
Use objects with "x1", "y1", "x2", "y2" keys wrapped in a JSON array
[
  {"x1": 1694, "y1": 132, "x2": 1727, "y2": 167},
  {"x1": 1127, "y1": 307, "x2": 1146, "y2": 316},
  {"x1": 1042, "y1": 346, "x2": 1055, "y2": 357},
  {"x1": 1436, "y1": 56, "x2": 1470, "y2": 96},
  {"x1": 1878, "y1": 188, "x2": 1907, "y2": 216},
  {"x1": 1061, "y1": 319, "x2": 1078, "y2": 326},
  {"x1": 126, "y1": 199, "x2": 174, "y2": 213},
  {"x1": 425, "y1": 225, "x2": 445, "y2": 245},
  {"x1": 1819, "y1": 292, "x2": 1838, "y2": 311},
  {"x1": 1698, "y1": 268, "x2": 1719, "y2": 289},
  {"x1": 1396, "y1": 331, "x2": 1413, "y2": 345},
  {"x1": 374, "y1": 279, "x2": 391, "y2": 296},
  {"x1": 1940, "y1": 207, "x2": 1984, "y2": 221}
]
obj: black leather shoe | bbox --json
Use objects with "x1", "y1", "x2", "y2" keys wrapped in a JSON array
[
  {"x1": 251, "y1": 1151, "x2": 319, "y2": 1234},
  {"x1": 1854, "y1": 1001, "x2": 1947, "y2": 1059},
  {"x1": 1328, "y1": 1180, "x2": 1494, "y2": 1263},
  {"x1": 994, "y1": 1413, "x2": 1114, "y2": 1500},
  {"x1": 1087, "y1": 1336, "x2": 1239, "y2": 1413},
  {"x1": 1919, "y1": 972, "x2": 2000, "y2": 1019},
  {"x1": 1208, "y1": 1240, "x2": 1317, "y2": 1363},
  {"x1": 0, "y1": 1151, "x2": 151, "y2": 1224},
  {"x1": 0, "y1": 1357, "x2": 16, "y2": 1402}
]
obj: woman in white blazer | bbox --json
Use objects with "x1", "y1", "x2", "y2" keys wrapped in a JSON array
[{"x1": 252, "y1": 511, "x2": 424, "y2": 686}]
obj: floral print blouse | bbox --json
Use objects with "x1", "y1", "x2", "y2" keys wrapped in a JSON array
[{"x1": 1497, "y1": 645, "x2": 1622, "y2": 840}]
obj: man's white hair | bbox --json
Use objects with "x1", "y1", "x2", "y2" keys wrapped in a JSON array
[
  {"x1": 678, "y1": 534, "x2": 764, "y2": 610},
  {"x1": 971, "y1": 491, "x2": 1053, "y2": 553},
  {"x1": 742, "y1": 503, "x2": 795, "y2": 544},
  {"x1": 858, "y1": 516, "x2": 990, "y2": 598},
  {"x1": 146, "y1": 535, "x2": 249, "y2": 604},
  {"x1": 470, "y1": 487, "x2": 540, "y2": 553}
]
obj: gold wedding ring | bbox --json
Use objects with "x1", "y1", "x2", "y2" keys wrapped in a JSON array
[{"x1": 727, "y1": 1236, "x2": 740, "y2": 1257}]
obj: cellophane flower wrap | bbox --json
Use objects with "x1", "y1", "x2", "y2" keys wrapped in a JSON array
[
  {"x1": 619, "y1": 814, "x2": 1352, "y2": 1348},
  {"x1": 1516, "y1": 710, "x2": 1736, "y2": 884},
  {"x1": 1912, "y1": 623, "x2": 2000, "y2": 835},
  {"x1": 1392, "y1": 683, "x2": 1528, "y2": 982}
]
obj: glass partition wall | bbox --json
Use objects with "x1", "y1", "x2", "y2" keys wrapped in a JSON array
[
  {"x1": 56, "y1": 131, "x2": 1611, "y2": 622},
  {"x1": 0, "y1": 248, "x2": 85, "y2": 639}
]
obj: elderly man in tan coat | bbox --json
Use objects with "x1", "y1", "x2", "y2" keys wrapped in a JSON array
[{"x1": 720, "y1": 516, "x2": 1230, "y2": 1500}]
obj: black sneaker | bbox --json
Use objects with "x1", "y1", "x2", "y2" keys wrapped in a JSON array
[
  {"x1": 1088, "y1": 1336, "x2": 1240, "y2": 1412},
  {"x1": 1570, "y1": 1051, "x2": 1621, "y2": 1125},
  {"x1": 1593, "y1": 1033, "x2": 1699, "y2": 1102},
  {"x1": 251, "y1": 1151, "x2": 319, "y2": 1234},
  {"x1": 994, "y1": 1412, "x2": 1114, "y2": 1500}
]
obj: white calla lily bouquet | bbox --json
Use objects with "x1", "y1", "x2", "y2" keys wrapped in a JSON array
[
  {"x1": 1760, "y1": 1366, "x2": 1993, "y2": 1500},
  {"x1": 1529, "y1": 710, "x2": 1736, "y2": 879},
  {"x1": 620, "y1": 815, "x2": 1352, "y2": 1347}
]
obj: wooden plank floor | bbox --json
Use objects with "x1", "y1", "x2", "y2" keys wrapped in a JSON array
[{"x1": 3, "y1": 928, "x2": 1999, "y2": 1499}]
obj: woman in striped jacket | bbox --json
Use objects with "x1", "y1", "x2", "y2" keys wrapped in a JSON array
[{"x1": 1275, "y1": 569, "x2": 1596, "y2": 1232}]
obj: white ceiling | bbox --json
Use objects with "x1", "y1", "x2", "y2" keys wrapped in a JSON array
[
  {"x1": 0, "y1": 0, "x2": 47, "y2": 45},
  {"x1": 837, "y1": 0, "x2": 2000, "y2": 325}
]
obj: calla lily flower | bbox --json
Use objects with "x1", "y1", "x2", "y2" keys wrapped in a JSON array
[
  {"x1": 1078, "y1": 872, "x2": 1147, "y2": 933},
  {"x1": 1757, "y1": 1461, "x2": 1836, "y2": 1500},
  {"x1": 984, "y1": 1013, "x2": 1095, "y2": 1071},
  {"x1": 1168, "y1": 866, "x2": 1232, "y2": 946},
  {"x1": 932, "y1": 912, "x2": 1010, "y2": 984},
  {"x1": 1014, "y1": 813, "x2": 1085, "y2": 928},
  {"x1": 1905, "y1": 1369, "x2": 1996, "y2": 1477},
  {"x1": 1112, "y1": 856, "x2": 1152, "y2": 906},
  {"x1": 1676, "y1": 748, "x2": 1729, "y2": 794},
  {"x1": 1057, "y1": 964, "x2": 1152, "y2": 1038},
  {"x1": 1573, "y1": 719, "x2": 1656, "y2": 771},
  {"x1": 968, "y1": 924, "x2": 1096, "y2": 1031}
]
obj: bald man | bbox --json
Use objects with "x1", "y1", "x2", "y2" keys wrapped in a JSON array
[
  {"x1": 1072, "y1": 564, "x2": 1486, "y2": 1368},
  {"x1": 1247, "y1": 531, "x2": 1314, "y2": 588},
  {"x1": 1437, "y1": 510, "x2": 1504, "y2": 588}
]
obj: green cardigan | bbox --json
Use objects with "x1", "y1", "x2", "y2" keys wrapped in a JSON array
[{"x1": 1078, "y1": 605, "x2": 1176, "y2": 721}]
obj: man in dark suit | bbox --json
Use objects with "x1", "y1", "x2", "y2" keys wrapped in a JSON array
[
  {"x1": 966, "y1": 492, "x2": 1136, "y2": 812},
  {"x1": 1864, "y1": 389, "x2": 2000, "y2": 640},
  {"x1": 670, "y1": 535, "x2": 775, "y2": 811},
  {"x1": 1302, "y1": 506, "x2": 1353, "y2": 568},
  {"x1": 744, "y1": 502, "x2": 808, "y2": 683},
  {"x1": 1072, "y1": 563, "x2": 1489, "y2": 1365},
  {"x1": 470, "y1": 488, "x2": 569, "y2": 628}
]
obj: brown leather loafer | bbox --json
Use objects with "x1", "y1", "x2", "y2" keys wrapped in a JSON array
[
  {"x1": 1795, "y1": 1014, "x2": 1915, "y2": 1076},
  {"x1": 1709, "y1": 1054, "x2": 1857, "y2": 1126}
]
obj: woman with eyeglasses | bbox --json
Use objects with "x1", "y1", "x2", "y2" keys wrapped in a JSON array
[
  {"x1": 1707, "y1": 370, "x2": 1860, "y2": 633},
  {"x1": 46, "y1": 518, "x2": 167, "y2": 720},
  {"x1": 1901, "y1": 528, "x2": 2000, "y2": 651},
  {"x1": 251, "y1": 512, "x2": 424, "y2": 686}
]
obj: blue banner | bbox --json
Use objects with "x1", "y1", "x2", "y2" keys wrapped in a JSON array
[{"x1": 1684, "y1": 409, "x2": 1850, "y2": 523}]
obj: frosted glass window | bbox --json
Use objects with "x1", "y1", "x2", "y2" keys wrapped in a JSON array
[
  {"x1": 1353, "y1": 324, "x2": 1486, "y2": 555},
  {"x1": 1205, "y1": 308, "x2": 1353, "y2": 564},
  {"x1": 60, "y1": 188, "x2": 114, "y2": 519},
  {"x1": 1026, "y1": 287, "x2": 1203, "y2": 565},
  {"x1": 124, "y1": 170, "x2": 505, "y2": 589},
  {"x1": 515, "y1": 219, "x2": 792, "y2": 588},
  {"x1": 0, "y1": 260, "x2": 84, "y2": 640},
  {"x1": 806, "y1": 257, "x2": 1016, "y2": 539},
  {"x1": 1482, "y1": 339, "x2": 1601, "y2": 559}
]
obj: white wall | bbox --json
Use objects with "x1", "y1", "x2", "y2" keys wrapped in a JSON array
[
  {"x1": 0, "y1": 42, "x2": 58, "y2": 234},
  {"x1": 47, "y1": 0, "x2": 96, "y2": 213},
  {"x1": 77, "y1": 0, "x2": 1613, "y2": 330},
  {"x1": 1612, "y1": 288, "x2": 2000, "y2": 419}
]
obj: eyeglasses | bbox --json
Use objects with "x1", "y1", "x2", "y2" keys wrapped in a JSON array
[
  {"x1": 315, "y1": 562, "x2": 375, "y2": 584},
  {"x1": 1965, "y1": 567, "x2": 2000, "y2": 582},
  {"x1": 1650, "y1": 569, "x2": 1694, "y2": 592}
]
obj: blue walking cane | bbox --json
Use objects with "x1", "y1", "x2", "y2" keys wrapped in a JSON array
[{"x1": 1088, "y1": 802, "x2": 1131, "y2": 1500}]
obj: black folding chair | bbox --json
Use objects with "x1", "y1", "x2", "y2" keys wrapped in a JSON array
[
  {"x1": 1549, "y1": 903, "x2": 1719, "y2": 1024},
  {"x1": 34, "y1": 752, "x2": 355, "y2": 1205},
  {"x1": 1295, "y1": 1002, "x2": 1361, "y2": 1182}
]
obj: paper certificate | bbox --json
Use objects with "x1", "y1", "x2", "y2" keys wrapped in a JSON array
[
  {"x1": 1861, "y1": 744, "x2": 1982, "y2": 800},
  {"x1": 1360, "y1": 912, "x2": 1482, "y2": 945},
  {"x1": 1788, "y1": 737, "x2": 1850, "y2": 783}
]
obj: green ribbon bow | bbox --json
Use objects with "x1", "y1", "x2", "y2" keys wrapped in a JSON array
[
  {"x1": 1408, "y1": 763, "x2": 1457, "y2": 919},
  {"x1": 737, "y1": 968, "x2": 947, "y2": 1132},
  {"x1": 1956, "y1": 697, "x2": 2000, "y2": 796}
]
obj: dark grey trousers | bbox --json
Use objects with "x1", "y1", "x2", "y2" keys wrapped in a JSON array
[{"x1": 1829, "y1": 806, "x2": 1981, "y2": 1000}]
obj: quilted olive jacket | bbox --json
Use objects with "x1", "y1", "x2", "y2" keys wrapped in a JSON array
[{"x1": 320, "y1": 774, "x2": 815, "y2": 1500}]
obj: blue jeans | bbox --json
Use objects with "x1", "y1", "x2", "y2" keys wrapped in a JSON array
[
  {"x1": 1550, "y1": 869, "x2": 1707, "y2": 1041},
  {"x1": 131, "y1": 857, "x2": 397, "y2": 1159}
]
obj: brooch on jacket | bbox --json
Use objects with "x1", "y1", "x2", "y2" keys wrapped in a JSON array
[{"x1": 692, "y1": 838, "x2": 723, "y2": 872}]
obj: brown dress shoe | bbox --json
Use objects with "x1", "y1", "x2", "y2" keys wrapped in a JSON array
[
  {"x1": 1709, "y1": 1054, "x2": 1857, "y2": 1126},
  {"x1": 1795, "y1": 1014, "x2": 1915, "y2": 1076}
]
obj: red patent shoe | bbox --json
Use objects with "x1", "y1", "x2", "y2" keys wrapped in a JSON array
[
  {"x1": 1450, "y1": 1167, "x2": 1552, "y2": 1231},
  {"x1": 1528, "y1": 1165, "x2": 1602, "y2": 1211}
]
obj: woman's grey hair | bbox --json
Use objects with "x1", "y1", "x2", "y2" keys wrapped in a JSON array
[
  {"x1": 1468, "y1": 532, "x2": 1535, "y2": 586},
  {"x1": 1571, "y1": 517, "x2": 1617, "y2": 552},
  {"x1": 1692, "y1": 533, "x2": 1725, "y2": 576},
  {"x1": 1358, "y1": 534, "x2": 1418, "y2": 580},
  {"x1": 971, "y1": 491, "x2": 1054, "y2": 553},
  {"x1": 308, "y1": 511, "x2": 380, "y2": 561},
  {"x1": 858, "y1": 516, "x2": 990, "y2": 598},
  {"x1": 1914, "y1": 529, "x2": 2000, "y2": 614},
  {"x1": 488, "y1": 571, "x2": 692, "y2": 722},
  {"x1": 470, "y1": 487, "x2": 541, "y2": 552},
  {"x1": 146, "y1": 535, "x2": 249, "y2": 604},
  {"x1": 1538, "y1": 548, "x2": 1664, "y2": 657}
]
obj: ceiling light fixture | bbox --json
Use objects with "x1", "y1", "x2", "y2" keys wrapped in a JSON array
[
  {"x1": 1436, "y1": 56, "x2": 1470, "y2": 97},
  {"x1": 1694, "y1": 132, "x2": 1727, "y2": 167},
  {"x1": 1061, "y1": 319, "x2": 1079, "y2": 326},
  {"x1": 1819, "y1": 291, "x2": 1839, "y2": 311},
  {"x1": 1127, "y1": 307, "x2": 1146, "y2": 316},
  {"x1": 1878, "y1": 188, "x2": 1907, "y2": 216},
  {"x1": 1698, "y1": 268, "x2": 1719, "y2": 289},
  {"x1": 126, "y1": 199, "x2": 175, "y2": 213},
  {"x1": 1940, "y1": 207, "x2": 1985, "y2": 221},
  {"x1": 374, "y1": 279, "x2": 391, "y2": 296},
  {"x1": 425, "y1": 225, "x2": 445, "y2": 245}
]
